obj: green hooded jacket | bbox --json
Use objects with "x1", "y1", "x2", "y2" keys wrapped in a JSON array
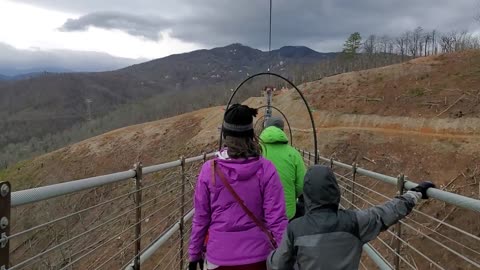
[{"x1": 260, "y1": 126, "x2": 305, "y2": 219}]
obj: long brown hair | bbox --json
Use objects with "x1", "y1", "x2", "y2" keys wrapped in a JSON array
[{"x1": 224, "y1": 135, "x2": 262, "y2": 158}]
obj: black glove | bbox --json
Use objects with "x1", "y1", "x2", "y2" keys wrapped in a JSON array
[
  {"x1": 188, "y1": 259, "x2": 204, "y2": 270},
  {"x1": 410, "y1": 181, "x2": 436, "y2": 199}
]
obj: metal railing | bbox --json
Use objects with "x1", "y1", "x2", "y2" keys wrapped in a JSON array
[
  {"x1": 0, "y1": 152, "x2": 214, "y2": 270},
  {"x1": 1, "y1": 149, "x2": 479, "y2": 270},
  {"x1": 300, "y1": 149, "x2": 480, "y2": 270}
]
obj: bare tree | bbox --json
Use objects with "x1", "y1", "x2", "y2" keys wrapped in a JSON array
[
  {"x1": 379, "y1": 35, "x2": 390, "y2": 54},
  {"x1": 424, "y1": 33, "x2": 431, "y2": 56},
  {"x1": 363, "y1": 34, "x2": 377, "y2": 55},
  {"x1": 396, "y1": 32, "x2": 408, "y2": 60},
  {"x1": 410, "y1": 27, "x2": 423, "y2": 57},
  {"x1": 440, "y1": 31, "x2": 456, "y2": 53}
]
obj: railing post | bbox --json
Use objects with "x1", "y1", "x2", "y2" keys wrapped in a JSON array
[
  {"x1": 330, "y1": 157, "x2": 334, "y2": 169},
  {"x1": 179, "y1": 157, "x2": 186, "y2": 270},
  {"x1": 133, "y1": 163, "x2": 143, "y2": 270},
  {"x1": 351, "y1": 163, "x2": 357, "y2": 209},
  {"x1": 394, "y1": 174, "x2": 405, "y2": 270},
  {"x1": 308, "y1": 150, "x2": 312, "y2": 164},
  {"x1": 203, "y1": 152, "x2": 207, "y2": 163},
  {"x1": 0, "y1": 182, "x2": 11, "y2": 270}
]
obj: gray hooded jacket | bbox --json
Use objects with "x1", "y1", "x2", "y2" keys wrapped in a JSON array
[{"x1": 267, "y1": 165, "x2": 421, "y2": 270}]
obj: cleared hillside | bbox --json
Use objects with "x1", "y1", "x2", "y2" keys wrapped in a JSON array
[
  {"x1": 1, "y1": 51, "x2": 479, "y2": 269},
  {"x1": 298, "y1": 50, "x2": 480, "y2": 118}
]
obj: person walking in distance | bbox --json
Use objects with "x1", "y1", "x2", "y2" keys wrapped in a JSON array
[
  {"x1": 259, "y1": 116, "x2": 305, "y2": 221},
  {"x1": 189, "y1": 104, "x2": 288, "y2": 270}
]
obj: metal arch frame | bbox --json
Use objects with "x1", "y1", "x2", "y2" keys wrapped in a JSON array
[
  {"x1": 219, "y1": 72, "x2": 318, "y2": 164},
  {"x1": 255, "y1": 105, "x2": 293, "y2": 146},
  {"x1": 254, "y1": 115, "x2": 266, "y2": 132}
]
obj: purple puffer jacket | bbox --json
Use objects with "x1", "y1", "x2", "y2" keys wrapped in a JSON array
[{"x1": 189, "y1": 157, "x2": 288, "y2": 266}]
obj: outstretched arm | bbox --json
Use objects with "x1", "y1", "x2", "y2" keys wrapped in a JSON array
[
  {"x1": 355, "y1": 191, "x2": 420, "y2": 243},
  {"x1": 355, "y1": 181, "x2": 435, "y2": 243}
]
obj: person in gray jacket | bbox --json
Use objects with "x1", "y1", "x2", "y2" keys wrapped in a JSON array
[{"x1": 267, "y1": 165, "x2": 435, "y2": 270}]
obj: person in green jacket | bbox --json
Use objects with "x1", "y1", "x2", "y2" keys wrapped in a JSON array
[{"x1": 260, "y1": 116, "x2": 306, "y2": 220}]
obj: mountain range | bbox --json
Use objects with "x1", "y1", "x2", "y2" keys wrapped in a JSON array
[{"x1": 0, "y1": 43, "x2": 338, "y2": 164}]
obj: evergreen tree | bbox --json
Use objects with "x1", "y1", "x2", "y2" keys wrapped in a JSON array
[{"x1": 343, "y1": 32, "x2": 362, "y2": 58}]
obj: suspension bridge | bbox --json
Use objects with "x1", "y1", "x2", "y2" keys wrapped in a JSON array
[{"x1": 0, "y1": 146, "x2": 479, "y2": 269}]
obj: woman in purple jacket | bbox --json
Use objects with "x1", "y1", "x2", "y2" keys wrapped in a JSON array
[{"x1": 188, "y1": 104, "x2": 288, "y2": 270}]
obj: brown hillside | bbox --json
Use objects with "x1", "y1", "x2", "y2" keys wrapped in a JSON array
[
  {"x1": 1, "y1": 51, "x2": 479, "y2": 269},
  {"x1": 297, "y1": 50, "x2": 480, "y2": 118}
]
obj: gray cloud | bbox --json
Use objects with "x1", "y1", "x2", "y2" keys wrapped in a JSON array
[
  {"x1": 59, "y1": 11, "x2": 170, "y2": 40},
  {"x1": 13, "y1": 0, "x2": 480, "y2": 51},
  {"x1": 0, "y1": 42, "x2": 144, "y2": 76}
]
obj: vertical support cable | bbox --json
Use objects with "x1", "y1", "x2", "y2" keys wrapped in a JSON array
[
  {"x1": 269, "y1": 0, "x2": 272, "y2": 54},
  {"x1": 133, "y1": 163, "x2": 143, "y2": 270},
  {"x1": 351, "y1": 163, "x2": 357, "y2": 209},
  {"x1": 268, "y1": 0, "x2": 272, "y2": 72},
  {"x1": 264, "y1": 87, "x2": 273, "y2": 126},
  {"x1": 394, "y1": 174, "x2": 405, "y2": 270},
  {"x1": 179, "y1": 157, "x2": 186, "y2": 270},
  {"x1": 0, "y1": 182, "x2": 10, "y2": 270},
  {"x1": 267, "y1": 0, "x2": 273, "y2": 89}
]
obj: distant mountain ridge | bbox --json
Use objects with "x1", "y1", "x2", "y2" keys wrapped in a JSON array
[
  {"x1": 0, "y1": 43, "x2": 339, "y2": 164},
  {"x1": 122, "y1": 43, "x2": 336, "y2": 81},
  {"x1": 0, "y1": 70, "x2": 70, "y2": 81}
]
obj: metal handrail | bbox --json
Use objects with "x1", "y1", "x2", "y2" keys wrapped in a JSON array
[
  {"x1": 303, "y1": 150, "x2": 480, "y2": 213},
  {"x1": 124, "y1": 209, "x2": 195, "y2": 270},
  {"x1": 11, "y1": 153, "x2": 215, "y2": 207},
  {"x1": 7, "y1": 148, "x2": 479, "y2": 270}
]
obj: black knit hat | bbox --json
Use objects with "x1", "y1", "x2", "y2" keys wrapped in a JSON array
[{"x1": 222, "y1": 104, "x2": 258, "y2": 138}]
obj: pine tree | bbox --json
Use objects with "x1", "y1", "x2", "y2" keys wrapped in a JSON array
[{"x1": 343, "y1": 32, "x2": 362, "y2": 58}]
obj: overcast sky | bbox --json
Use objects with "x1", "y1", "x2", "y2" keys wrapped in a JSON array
[{"x1": 1, "y1": 0, "x2": 479, "y2": 74}]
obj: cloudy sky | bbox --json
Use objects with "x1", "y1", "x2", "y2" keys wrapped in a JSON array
[{"x1": 1, "y1": 0, "x2": 479, "y2": 74}]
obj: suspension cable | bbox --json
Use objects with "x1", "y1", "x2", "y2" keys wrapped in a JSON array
[
  {"x1": 268, "y1": 0, "x2": 272, "y2": 71},
  {"x1": 151, "y1": 234, "x2": 182, "y2": 270},
  {"x1": 302, "y1": 154, "x2": 480, "y2": 246},
  {"x1": 339, "y1": 192, "x2": 446, "y2": 270},
  {"x1": 337, "y1": 180, "x2": 480, "y2": 268},
  {"x1": 9, "y1": 176, "x2": 174, "y2": 240},
  {"x1": 93, "y1": 208, "x2": 182, "y2": 270},
  {"x1": 68, "y1": 196, "x2": 183, "y2": 267},
  {"x1": 336, "y1": 176, "x2": 480, "y2": 257},
  {"x1": 334, "y1": 172, "x2": 480, "y2": 242},
  {"x1": 11, "y1": 182, "x2": 185, "y2": 270}
]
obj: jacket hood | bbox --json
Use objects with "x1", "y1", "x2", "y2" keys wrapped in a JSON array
[
  {"x1": 216, "y1": 157, "x2": 263, "y2": 181},
  {"x1": 303, "y1": 165, "x2": 340, "y2": 212},
  {"x1": 260, "y1": 126, "x2": 288, "y2": 144}
]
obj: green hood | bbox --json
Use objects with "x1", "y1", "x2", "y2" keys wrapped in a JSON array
[{"x1": 260, "y1": 126, "x2": 288, "y2": 144}]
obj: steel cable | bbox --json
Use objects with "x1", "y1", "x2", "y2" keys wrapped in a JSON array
[
  {"x1": 335, "y1": 172, "x2": 480, "y2": 243},
  {"x1": 11, "y1": 182, "x2": 184, "y2": 270},
  {"x1": 337, "y1": 180, "x2": 478, "y2": 268},
  {"x1": 339, "y1": 194, "x2": 446, "y2": 270},
  {"x1": 63, "y1": 196, "x2": 183, "y2": 268}
]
